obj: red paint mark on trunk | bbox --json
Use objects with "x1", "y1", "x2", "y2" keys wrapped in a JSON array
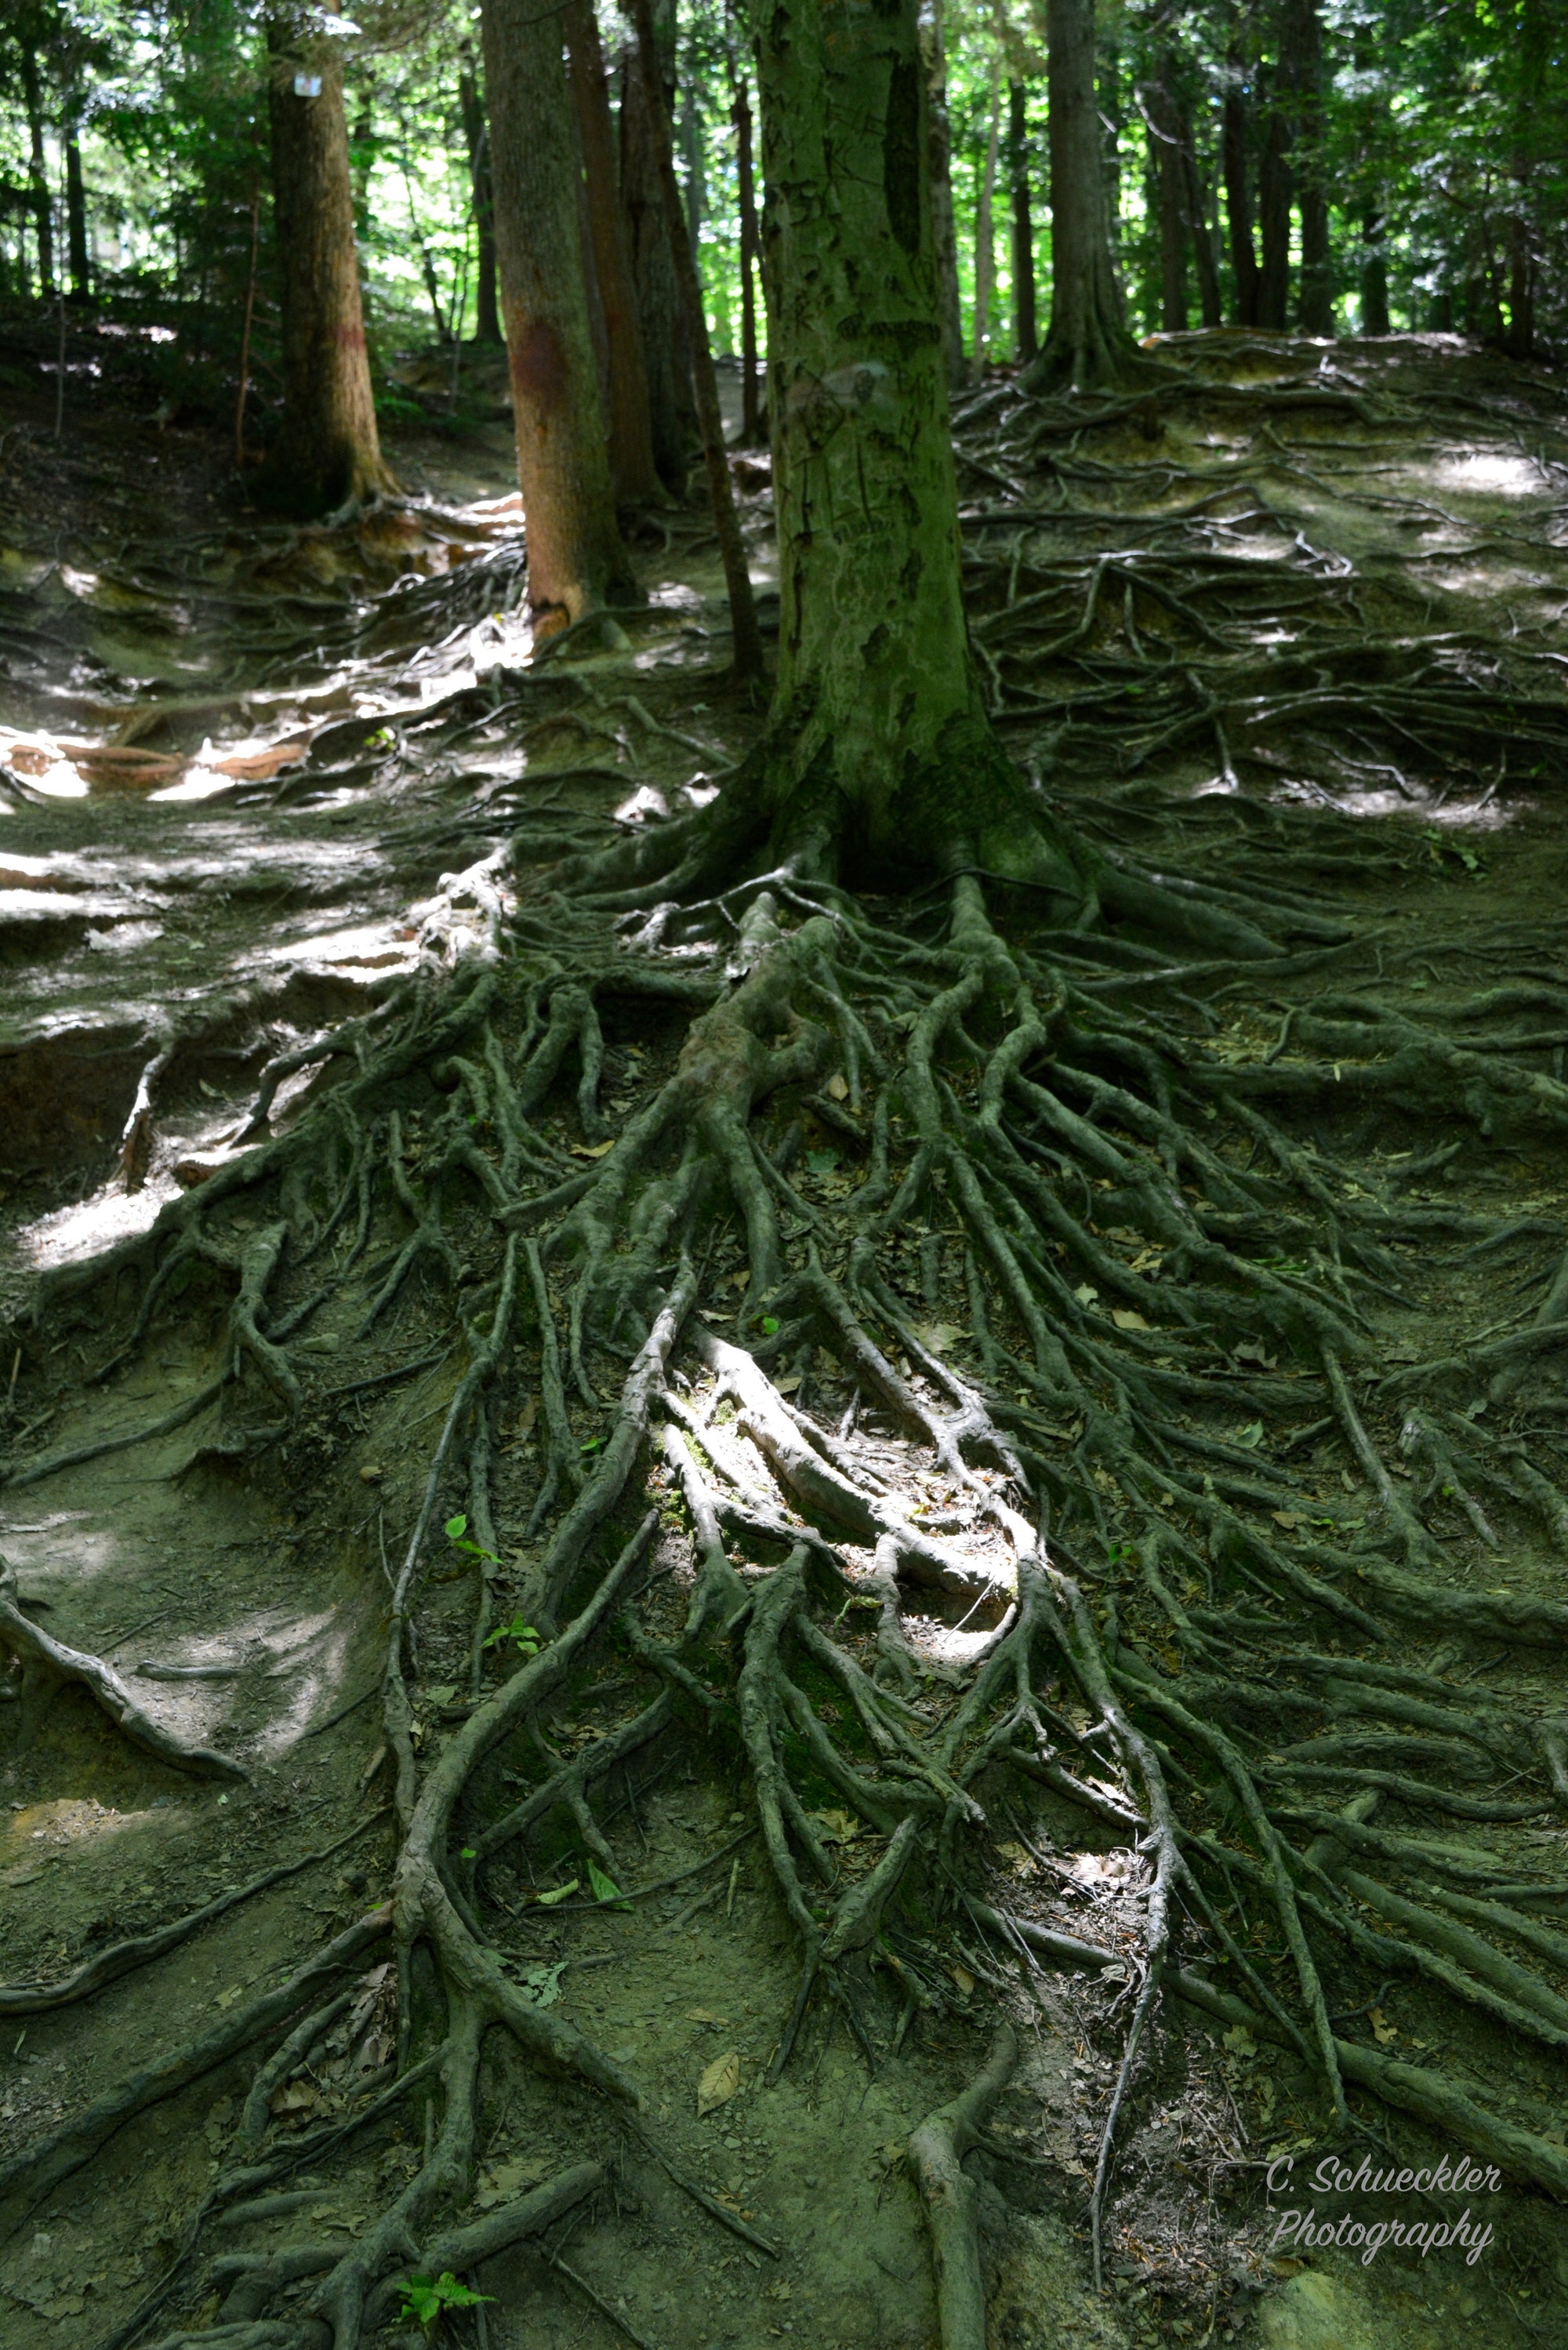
[{"x1": 511, "y1": 321, "x2": 569, "y2": 417}]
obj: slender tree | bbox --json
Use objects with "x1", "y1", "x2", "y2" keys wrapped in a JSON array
[
  {"x1": 1222, "y1": 38, "x2": 1261, "y2": 327},
  {"x1": 619, "y1": 0, "x2": 699, "y2": 490},
  {"x1": 481, "y1": 0, "x2": 633, "y2": 634},
  {"x1": 1257, "y1": 56, "x2": 1291, "y2": 329},
  {"x1": 731, "y1": 63, "x2": 764, "y2": 444},
  {"x1": 456, "y1": 44, "x2": 501, "y2": 344},
  {"x1": 1022, "y1": 0, "x2": 1145, "y2": 392},
  {"x1": 64, "y1": 107, "x2": 88, "y2": 300},
  {"x1": 18, "y1": 37, "x2": 52, "y2": 298},
  {"x1": 260, "y1": 20, "x2": 391, "y2": 514},
  {"x1": 1287, "y1": 0, "x2": 1333, "y2": 333},
  {"x1": 971, "y1": 64, "x2": 1001, "y2": 378},
  {"x1": 564, "y1": 0, "x2": 659, "y2": 503},
  {"x1": 923, "y1": 0, "x2": 966, "y2": 392},
  {"x1": 1007, "y1": 80, "x2": 1036, "y2": 363},
  {"x1": 1146, "y1": 60, "x2": 1188, "y2": 332}
]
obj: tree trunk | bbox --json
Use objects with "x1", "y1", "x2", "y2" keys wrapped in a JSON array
[
  {"x1": 19, "y1": 43, "x2": 53, "y2": 300},
  {"x1": 564, "y1": 0, "x2": 659, "y2": 503},
  {"x1": 1256, "y1": 64, "x2": 1291, "y2": 331},
  {"x1": 626, "y1": 0, "x2": 762, "y2": 681},
  {"x1": 681, "y1": 82, "x2": 704, "y2": 275},
  {"x1": 619, "y1": 0, "x2": 699, "y2": 492},
  {"x1": 457, "y1": 47, "x2": 502, "y2": 344},
  {"x1": 1178, "y1": 105, "x2": 1222, "y2": 328},
  {"x1": 923, "y1": 0, "x2": 966, "y2": 394},
  {"x1": 971, "y1": 67, "x2": 1001, "y2": 380},
  {"x1": 753, "y1": 0, "x2": 1054, "y2": 884},
  {"x1": 1359, "y1": 209, "x2": 1390, "y2": 336},
  {"x1": 1222, "y1": 57, "x2": 1261, "y2": 327},
  {"x1": 481, "y1": 0, "x2": 633, "y2": 631},
  {"x1": 1023, "y1": 0, "x2": 1142, "y2": 393},
  {"x1": 732, "y1": 69, "x2": 764, "y2": 444},
  {"x1": 1287, "y1": 0, "x2": 1333, "y2": 334},
  {"x1": 261, "y1": 21, "x2": 391, "y2": 515},
  {"x1": 1146, "y1": 66, "x2": 1187, "y2": 332},
  {"x1": 64, "y1": 119, "x2": 89, "y2": 302},
  {"x1": 1008, "y1": 81, "x2": 1036, "y2": 363}
]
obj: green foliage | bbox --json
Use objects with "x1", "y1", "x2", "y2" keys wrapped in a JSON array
[
  {"x1": 394, "y1": 2272, "x2": 492, "y2": 2330},
  {"x1": 445, "y1": 1512, "x2": 499, "y2": 1567},
  {"x1": 483, "y1": 1612, "x2": 540, "y2": 1656}
]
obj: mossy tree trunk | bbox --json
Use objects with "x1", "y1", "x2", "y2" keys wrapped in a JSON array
[
  {"x1": 1022, "y1": 0, "x2": 1143, "y2": 393},
  {"x1": 619, "y1": 0, "x2": 699, "y2": 492},
  {"x1": 481, "y1": 0, "x2": 634, "y2": 634},
  {"x1": 753, "y1": 0, "x2": 1073, "y2": 889},
  {"x1": 261, "y1": 20, "x2": 392, "y2": 516}
]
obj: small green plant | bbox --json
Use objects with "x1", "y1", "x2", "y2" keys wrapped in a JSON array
[
  {"x1": 484, "y1": 1613, "x2": 541, "y2": 1656},
  {"x1": 445, "y1": 1513, "x2": 500, "y2": 1567},
  {"x1": 394, "y1": 2272, "x2": 492, "y2": 2330},
  {"x1": 758, "y1": 1314, "x2": 779, "y2": 1335},
  {"x1": 587, "y1": 1857, "x2": 630, "y2": 1907}
]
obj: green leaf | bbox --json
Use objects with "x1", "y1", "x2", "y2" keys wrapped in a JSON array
[
  {"x1": 484, "y1": 1614, "x2": 541, "y2": 1654},
  {"x1": 394, "y1": 2272, "x2": 495, "y2": 2329},
  {"x1": 445, "y1": 1513, "x2": 468, "y2": 1541},
  {"x1": 760, "y1": 1315, "x2": 779, "y2": 1335},
  {"x1": 460, "y1": 1847, "x2": 476, "y2": 1859},
  {"x1": 1234, "y1": 1422, "x2": 1265, "y2": 1449},
  {"x1": 587, "y1": 1858, "x2": 630, "y2": 1907},
  {"x1": 534, "y1": 1877, "x2": 579, "y2": 1907},
  {"x1": 580, "y1": 1437, "x2": 601, "y2": 1453}
]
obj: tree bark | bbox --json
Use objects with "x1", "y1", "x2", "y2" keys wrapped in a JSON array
[
  {"x1": 261, "y1": 20, "x2": 391, "y2": 515},
  {"x1": 1146, "y1": 64, "x2": 1187, "y2": 332},
  {"x1": 481, "y1": 0, "x2": 633, "y2": 632},
  {"x1": 19, "y1": 42, "x2": 53, "y2": 300},
  {"x1": 1008, "y1": 81, "x2": 1036, "y2": 364},
  {"x1": 753, "y1": 0, "x2": 1054, "y2": 882},
  {"x1": 1023, "y1": 0, "x2": 1142, "y2": 390},
  {"x1": 1221, "y1": 53, "x2": 1261, "y2": 327},
  {"x1": 564, "y1": 0, "x2": 659, "y2": 503},
  {"x1": 1359, "y1": 209, "x2": 1390, "y2": 336},
  {"x1": 64, "y1": 118, "x2": 89, "y2": 302},
  {"x1": 1256, "y1": 61, "x2": 1291, "y2": 331},
  {"x1": 457, "y1": 46, "x2": 502, "y2": 344},
  {"x1": 619, "y1": 0, "x2": 699, "y2": 492},
  {"x1": 732, "y1": 68, "x2": 764, "y2": 443},
  {"x1": 625, "y1": 0, "x2": 762, "y2": 682},
  {"x1": 1179, "y1": 108, "x2": 1222, "y2": 329},
  {"x1": 971, "y1": 66, "x2": 1001, "y2": 380},
  {"x1": 923, "y1": 0, "x2": 966, "y2": 394},
  {"x1": 1287, "y1": 0, "x2": 1333, "y2": 334}
]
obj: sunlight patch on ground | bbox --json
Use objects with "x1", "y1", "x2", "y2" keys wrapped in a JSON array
[
  {"x1": 17, "y1": 1178, "x2": 178, "y2": 1269},
  {"x1": 1432, "y1": 449, "x2": 1546, "y2": 497},
  {"x1": 0, "y1": 1796, "x2": 147, "y2": 1881}
]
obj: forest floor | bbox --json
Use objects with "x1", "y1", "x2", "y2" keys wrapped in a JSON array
[{"x1": 1, "y1": 323, "x2": 1568, "y2": 2350}]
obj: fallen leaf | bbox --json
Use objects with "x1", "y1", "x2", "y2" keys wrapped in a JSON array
[
  {"x1": 1073, "y1": 1284, "x2": 1098, "y2": 1306},
  {"x1": 809, "y1": 1807, "x2": 860, "y2": 1844},
  {"x1": 913, "y1": 1322, "x2": 963, "y2": 1357},
  {"x1": 270, "y1": 2080, "x2": 320, "y2": 2117},
  {"x1": 1221, "y1": 2025, "x2": 1256, "y2": 2060},
  {"x1": 697, "y1": 2049, "x2": 740, "y2": 2116},
  {"x1": 533, "y1": 1878, "x2": 580, "y2": 1907},
  {"x1": 1272, "y1": 1510, "x2": 1304, "y2": 1529},
  {"x1": 1233, "y1": 1422, "x2": 1265, "y2": 1449},
  {"x1": 1111, "y1": 1309, "x2": 1151, "y2": 1331},
  {"x1": 949, "y1": 1964, "x2": 975, "y2": 1996},
  {"x1": 686, "y1": 2007, "x2": 730, "y2": 2025},
  {"x1": 426, "y1": 1685, "x2": 456, "y2": 1708},
  {"x1": 826, "y1": 1073, "x2": 848, "y2": 1101},
  {"x1": 358, "y1": 1464, "x2": 383, "y2": 1483},
  {"x1": 215, "y1": 1985, "x2": 245, "y2": 2010},
  {"x1": 775, "y1": 1373, "x2": 801, "y2": 1393},
  {"x1": 995, "y1": 1840, "x2": 1036, "y2": 1876},
  {"x1": 571, "y1": 1140, "x2": 616, "y2": 1158},
  {"x1": 1369, "y1": 2007, "x2": 1398, "y2": 2046}
]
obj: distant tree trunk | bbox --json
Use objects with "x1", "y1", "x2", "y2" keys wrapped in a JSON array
[
  {"x1": 681, "y1": 82, "x2": 703, "y2": 274},
  {"x1": 1287, "y1": 0, "x2": 1332, "y2": 333},
  {"x1": 1008, "y1": 80, "x2": 1036, "y2": 363},
  {"x1": 457, "y1": 46, "x2": 502, "y2": 343},
  {"x1": 1256, "y1": 64, "x2": 1291, "y2": 329},
  {"x1": 1146, "y1": 64, "x2": 1187, "y2": 332},
  {"x1": 1359, "y1": 209, "x2": 1390, "y2": 335},
  {"x1": 971, "y1": 66, "x2": 1001, "y2": 380},
  {"x1": 619, "y1": 0, "x2": 699, "y2": 492},
  {"x1": 64, "y1": 117, "x2": 89, "y2": 302},
  {"x1": 565, "y1": 0, "x2": 659, "y2": 502},
  {"x1": 731, "y1": 67, "x2": 764, "y2": 442},
  {"x1": 1176, "y1": 104, "x2": 1221, "y2": 327},
  {"x1": 19, "y1": 43, "x2": 53, "y2": 300},
  {"x1": 625, "y1": 0, "x2": 761, "y2": 681},
  {"x1": 1222, "y1": 56, "x2": 1261, "y2": 326},
  {"x1": 261, "y1": 24, "x2": 391, "y2": 515},
  {"x1": 1024, "y1": 0, "x2": 1143, "y2": 391},
  {"x1": 481, "y1": 0, "x2": 633, "y2": 631},
  {"x1": 924, "y1": 0, "x2": 966, "y2": 391},
  {"x1": 1505, "y1": 0, "x2": 1544, "y2": 359}
]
